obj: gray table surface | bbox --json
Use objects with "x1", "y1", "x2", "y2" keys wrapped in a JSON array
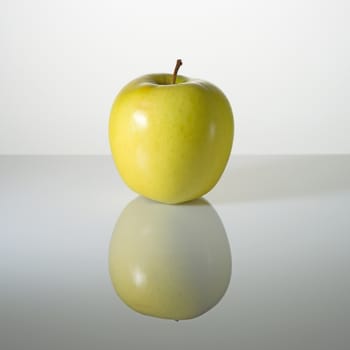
[{"x1": 1, "y1": 155, "x2": 350, "y2": 350}]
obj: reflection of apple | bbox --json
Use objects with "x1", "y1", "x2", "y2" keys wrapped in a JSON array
[
  {"x1": 109, "y1": 59, "x2": 234, "y2": 204},
  {"x1": 109, "y1": 197, "x2": 232, "y2": 320}
]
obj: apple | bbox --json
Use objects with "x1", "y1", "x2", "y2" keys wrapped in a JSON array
[
  {"x1": 109, "y1": 196, "x2": 232, "y2": 321},
  {"x1": 109, "y1": 59, "x2": 234, "y2": 204}
]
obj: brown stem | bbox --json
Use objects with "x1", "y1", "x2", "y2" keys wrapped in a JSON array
[{"x1": 172, "y1": 59, "x2": 183, "y2": 84}]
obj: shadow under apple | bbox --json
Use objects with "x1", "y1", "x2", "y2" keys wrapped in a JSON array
[{"x1": 208, "y1": 155, "x2": 350, "y2": 204}]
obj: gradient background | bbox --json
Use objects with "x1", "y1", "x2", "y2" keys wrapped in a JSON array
[
  {"x1": 1, "y1": 3, "x2": 350, "y2": 348},
  {"x1": 1, "y1": 0, "x2": 349, "y2": 155}
]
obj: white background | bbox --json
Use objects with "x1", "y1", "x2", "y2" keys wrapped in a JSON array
[{"x1": 1, "y1": 0, "x2": 349, "y2": 154}]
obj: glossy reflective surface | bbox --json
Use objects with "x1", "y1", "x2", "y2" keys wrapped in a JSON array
[{"x1": 1, "y1": 155, "x2": 350, "y2": 350}]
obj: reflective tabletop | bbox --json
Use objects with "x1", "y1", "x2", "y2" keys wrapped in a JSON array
[{"x1": 1, "y1": 155, "x2": 350, "y2": 350}]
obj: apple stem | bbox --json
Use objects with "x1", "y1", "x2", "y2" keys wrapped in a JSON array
[{"x1": 172, "y1": 59, "x2": 183, "y2": 84}]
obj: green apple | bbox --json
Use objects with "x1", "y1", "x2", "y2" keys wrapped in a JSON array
[
  {"x1": 109, "y1": 60, "x2": 234, "y2": 204},
  {"x1": 109, "y1": 196, "x2": 232, "y2": 321}
]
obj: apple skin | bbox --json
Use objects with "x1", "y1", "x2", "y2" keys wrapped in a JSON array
[
  {"x1": 109, "y1": 197, "x2": 232, "y2": 320},
  {"x1": 109, "y1": 73, "x2": 234, "y2": 204}
]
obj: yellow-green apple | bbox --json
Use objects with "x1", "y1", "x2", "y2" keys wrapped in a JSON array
[
  {"x1": 109, "y1": 196, "x2": 232, "y2": 321},
  {"x1": 109, "y1": 60, "x2": 234, "y2": 204}
]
